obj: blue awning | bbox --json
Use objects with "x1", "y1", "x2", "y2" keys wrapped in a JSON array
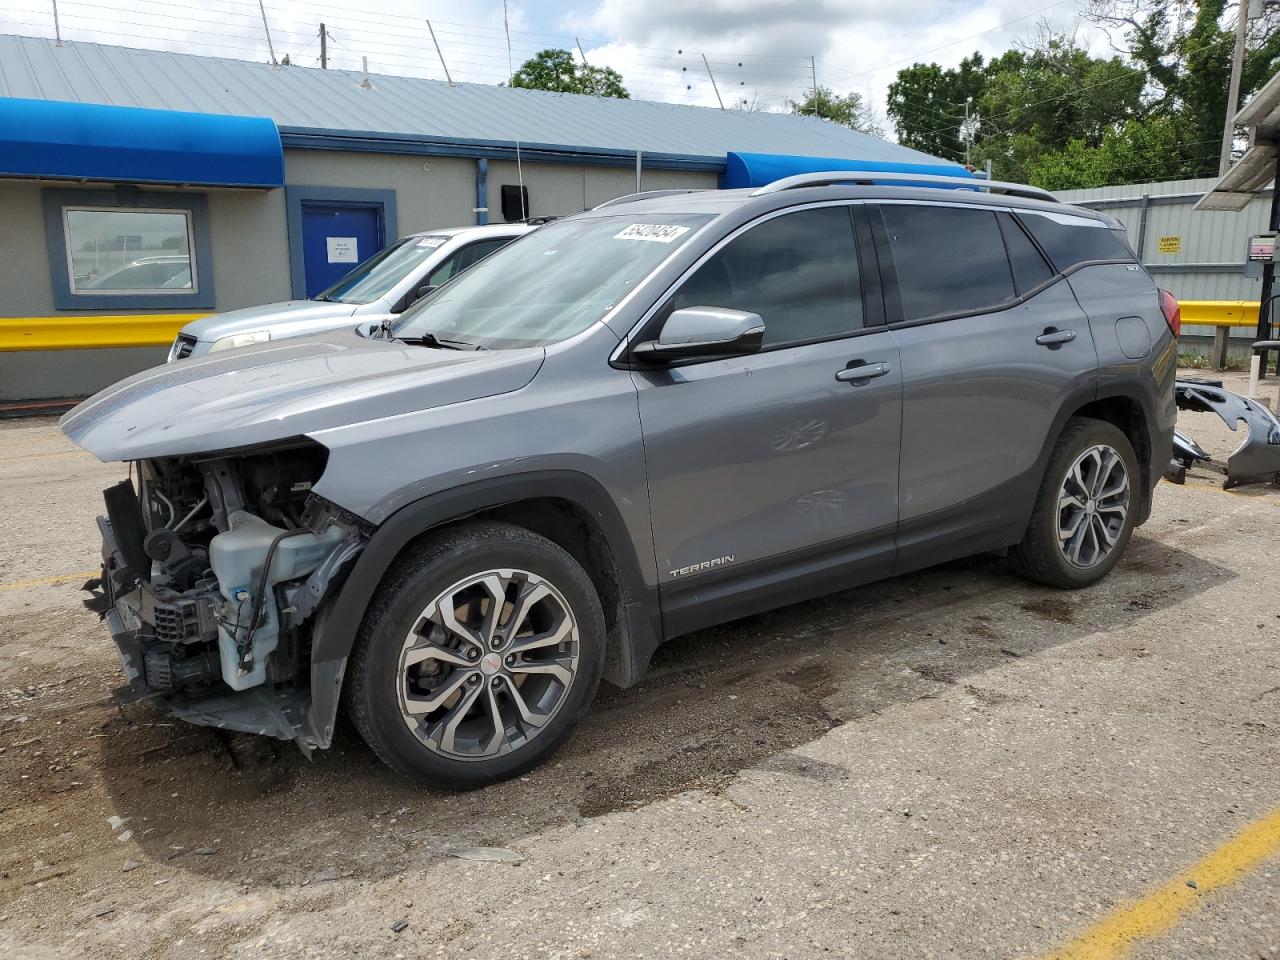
[
  {"x1": 721, "y1": 151, "x2": 971, "y2": 189},
  {"x1": 0, "y1": 97, "x2": 284, "y2": 188}
]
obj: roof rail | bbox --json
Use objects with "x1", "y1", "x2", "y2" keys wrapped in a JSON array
[
  {"x1": 593, "y1": 188, "x2": 708, "y2": 209},
  {"x1": 749, "y1": 171, "x2": 1058, "y2": 204}
]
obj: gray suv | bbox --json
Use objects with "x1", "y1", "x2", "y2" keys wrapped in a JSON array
[{"x1": 63, "y1": 173, "x2": 1177, "y2": 789}]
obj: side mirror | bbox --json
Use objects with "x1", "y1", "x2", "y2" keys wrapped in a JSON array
[{"x1": 632, "y1": 307, "x2": 765, "y2": 363}]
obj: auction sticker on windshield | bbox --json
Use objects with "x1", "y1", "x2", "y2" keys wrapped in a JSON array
[
  {"x1": 614, "y1": 224, "x2": 692, "y2": 243},
  {"x1": 416, "y1": 236, "x2": 448, "y2": 248}
]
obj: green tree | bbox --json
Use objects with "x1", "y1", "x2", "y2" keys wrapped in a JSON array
[
  {"x1": 789, "y1": 86, "x2": 883, "y2": 137},
  {"x1": 887, "y1": 52, "x2": 1007, "y2": 160},
  {"x1": 1085, "y1": 0, "x2": 1280, "y2": 177},
  {"x1": 509, "y1": 48, "x2": 629, "y2": 98},
  {"x1": 970, "y1": 35, "x2": 1148, "y2": 183},
  {"x1": 1028, "y1": 115, "x2": 1193, "y2": 189}
]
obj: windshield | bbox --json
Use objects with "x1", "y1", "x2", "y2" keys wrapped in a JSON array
[
  {"x1": 317, "y1": 235, "x2": 454, "y2": 304},
  {"x1": 389, "y1": 214, "x2": 712, "y2": 349}
]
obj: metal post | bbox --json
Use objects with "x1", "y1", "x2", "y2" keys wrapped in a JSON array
[
  {"x1": 809, "y1": 56, "x2": 817, "y2": 97},
  {"x1": 635, "y1": 150, "x2": 642, "y2": 192},
  {"x1": 426, "y1": 20, "x2": 453, "y2": 86},
  {"x1": 1135, "y1": 193, "x2": 1152, "y2": 262},
  {"x1": 1219, "y1": 0, "x2": 1250, "y2": 175},
  {"x1": 50, "y1": 0, "x2": 62, "y2": 45},
  {"x1": 984, "y1": 158, "x2": 993, "y2": 181},
  {"x1": 1255, "y1": 150, "x2": 1280, "y2": 376},
  {"x1": 254, "y1": 0, "x2": 275, "y2": 66},
  {"x1": 964, "y1": 98, "x2": 972, "y2": 166},
  {"x1": 702, "y1": 54, "x2": 725, "y2": 110},
  {"x1": 360, "y1": 55, "x2": 371, "y2": 89},
  {"x1": 319, "y1": 23, "x2": 327, "y2": 70},
  {"x1": 474, "y1": 159, "x2": 488, "y2": 226}
]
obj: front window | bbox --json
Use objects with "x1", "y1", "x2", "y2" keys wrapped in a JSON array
[
  {"x1": 391, "y1": 214, "x2": 712, "y2": 349},
  {"x1": 65, "y1": 208, "x2": 195, "y2": 294},
  {"x1": 317, "y1": 235, "x2": 454, "y2": 305}
]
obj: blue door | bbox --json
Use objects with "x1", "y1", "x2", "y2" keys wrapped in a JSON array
[{"x1": 300, "y1": 202, "x2": 384, "y2": 298}]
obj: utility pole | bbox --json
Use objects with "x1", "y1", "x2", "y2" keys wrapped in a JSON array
[
  {"x1": 50, "y1": 0, "x2": 62, "y2": 45},
  {"x1": 319, "y1": 23, "x2": 327, "y2": 70},
  {"x1": 964, "y1": 97, "x2": 972, "y2": 166},
  {"x1": 809, "y1": 56, "x2": 817, "y2": 97},
  {"x1": 702, "y1": 54, "x2": 725, "y2": 110},
  {"x1": 1219, "y1": 0, "x2": 1250, "y2": 174},
  {"x1": 575, "y1": 38, "x2": 596, "y2": 96},
  {"x1": 256, "y1": 0, "x2": 277, "y2": 66},
  {"x1": 426, "y1": 20, "x2": 453, "y2": 86}
]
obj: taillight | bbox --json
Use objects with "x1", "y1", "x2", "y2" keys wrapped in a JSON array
[{"x1": 1159, "y1": 289, "x2": 1181, "y2": 337}]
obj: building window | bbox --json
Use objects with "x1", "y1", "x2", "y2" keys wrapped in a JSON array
[
  {"x1": 64, "y1": 208, "x2": 197, "y2": 294},
  {"x1": 42, "y1": 188, "x2": 215, "y2": 310}
]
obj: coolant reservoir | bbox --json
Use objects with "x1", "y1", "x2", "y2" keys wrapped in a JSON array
[{"x1": 208, "y1": 511, "x2": 344, "y2": 691}]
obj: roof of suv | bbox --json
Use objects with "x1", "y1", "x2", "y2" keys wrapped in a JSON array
[{"x1": 578, "y1": 182, "x2": 1115, "y2": 227}]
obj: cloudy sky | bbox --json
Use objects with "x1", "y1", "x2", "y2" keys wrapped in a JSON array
[{"x1": 1, "y1": 0, "x2": 1115, "y2": 136}]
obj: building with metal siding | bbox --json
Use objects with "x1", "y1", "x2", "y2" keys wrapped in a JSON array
[
  {"x1": 0, "y1": 34, "x2": 960, "y2": 403},
  {"x1": 1059, "y1": 177, "x2": 1275, "y2": 303}
]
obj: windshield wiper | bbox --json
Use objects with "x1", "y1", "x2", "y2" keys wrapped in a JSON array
[{"x1": 400, "y1": 331, "x2": 464, "y2": 350}]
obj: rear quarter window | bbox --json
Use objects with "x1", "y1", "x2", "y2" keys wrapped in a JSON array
[
  {"x1": 1016, "y1": 211, "x2": 1136, "y2": 273},
  {"x1": 879, "y1": 204, "x2": 1016, "y2": 322}
]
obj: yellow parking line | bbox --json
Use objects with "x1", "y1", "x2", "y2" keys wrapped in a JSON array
[
  {"x1": 1044, "y1": 807, "x2": 1280, "y2": 959},
  {"x1": 0, "y1": 570, "x2": 97, "y2": 591}
]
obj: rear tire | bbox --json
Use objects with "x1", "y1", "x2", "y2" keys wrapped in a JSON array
[
  {"x1": 344, "y1": 521, "x2": 605, "y2": 789},
  {"x1": 1012, "y1": 417, "x2": 1139, "y2": 589}
]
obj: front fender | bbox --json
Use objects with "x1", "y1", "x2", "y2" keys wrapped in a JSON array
[{"x1": 302, "y1": 470, "x2": 661, "y2": 749}]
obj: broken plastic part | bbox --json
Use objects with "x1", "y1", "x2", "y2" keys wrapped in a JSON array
[{"x1": 1172, "y1": 378, "x2": 1280, "y2": 488}]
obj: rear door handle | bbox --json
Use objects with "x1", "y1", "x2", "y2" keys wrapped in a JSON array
[
  {"x1": 835, "y1": 361, "x2": 892, "y2": 383},
  {"x1": 1035, "y1": 328, "x2": 1077, "y2": 347}
]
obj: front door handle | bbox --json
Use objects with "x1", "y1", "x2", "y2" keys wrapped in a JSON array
[
  {"x1": 1035, "y1": 328, "x2": 1077, "y2": 347},
  {"x1": 835, "y1": 361, "x2": 892, "y2": 383}
]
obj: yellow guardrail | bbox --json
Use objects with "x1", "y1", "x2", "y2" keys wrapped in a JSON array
[
  {"x1": 1178, "y1": 300, "x2": 1259, "y2": 329},
  {"x1": 0, "y1": 314, "x2": 208, "y2": 351}
]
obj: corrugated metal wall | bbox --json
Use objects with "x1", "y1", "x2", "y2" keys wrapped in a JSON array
[{"x1": 1058, "y1": 177, "x2": 1273, "y2": 303}]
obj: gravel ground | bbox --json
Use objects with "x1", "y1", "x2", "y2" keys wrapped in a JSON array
[{"x1": 1, "y1": 375, "x2": 1278, "y2": 959}]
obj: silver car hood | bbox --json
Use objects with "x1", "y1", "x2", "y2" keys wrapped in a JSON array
[
  {"x1": 61, "y1": 332, "x2": 545, "y2": 461},
  {"x1": 181, "y1": 300, "x2": 362, "y2": 341}
]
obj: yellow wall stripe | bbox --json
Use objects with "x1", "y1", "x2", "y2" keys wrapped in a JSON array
[
  {"x1": 0, "y1": 314, "x2": 209, "y2": 351},
  {"x1": 1044, "y1": 806, "x2": 1280, "y2": 960},
  {"x1": 0, "y1": 300, "x2": 1261, "y2": 351}
]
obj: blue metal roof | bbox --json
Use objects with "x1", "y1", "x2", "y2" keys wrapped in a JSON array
[
  {"x1": 0, "y1": 34, "x2": 954, "y2": 171},
  {"x1": 721, "y1": 152, "x2": 971, "y2": 188},
  {"x1": 0, "y1": 97, "x2": 284, "y2": 188}
]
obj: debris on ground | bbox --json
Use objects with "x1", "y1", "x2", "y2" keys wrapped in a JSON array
[{"x1": 444, "y1": 846, "x2": 525, "y2": 864}]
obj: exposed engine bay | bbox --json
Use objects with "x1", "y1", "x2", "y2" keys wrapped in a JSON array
[{"x1": 84, "y1": 441, "x2": 368, "y2": 749}]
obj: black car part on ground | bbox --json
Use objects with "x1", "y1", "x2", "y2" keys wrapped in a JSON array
[{"x1": 1166, "y1": 378, "x2": 1280, "y2": 488}]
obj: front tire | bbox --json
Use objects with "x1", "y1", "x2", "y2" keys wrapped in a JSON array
[
  {"x1": 344, "y1": 521, "x2": 605, "y2": 789},
  {"x1": 1012, "y1": 417, "x2": 1139, "y2": 589}
]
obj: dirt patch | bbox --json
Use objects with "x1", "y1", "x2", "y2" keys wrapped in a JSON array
[
  {"x1": 1020, "y1": 595, "x2": 1076, "y2": 624},
  {"x1": 577, "y1": 695, "x2": 837, "y2": 818}
]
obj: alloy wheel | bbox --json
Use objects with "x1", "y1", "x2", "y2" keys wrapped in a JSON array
[
  {"x1": 396, "y1": 568, "x2": 580, "y2": 761},
  {"x1": 1056, "y1": 444, "x2": 1130, "y2": 569}
]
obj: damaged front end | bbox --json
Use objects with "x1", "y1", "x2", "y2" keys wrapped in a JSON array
[
  {"x1": 84, "y1": 441, "x2": 368, "y2": 751},
  {"x1": 1167, "y1": 378, "x2": 1280, "y2": 488}
]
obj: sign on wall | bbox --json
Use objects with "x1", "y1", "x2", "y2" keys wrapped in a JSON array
[
  {"x1": 326, "y1": 236, "x2": 359, "y2": 263},
  {"x1": 1157, "y1": 236, "x2": 1182, "y2": 255}
]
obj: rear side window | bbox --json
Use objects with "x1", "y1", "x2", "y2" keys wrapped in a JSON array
[
  {"x1": 998, "y1": 213, "x2": 1054, "y2": 295},
  {"x1": 671, "y1": 206, "x2": 863, "y2": 348},
  {"x1": 1016, "y1": 211, "x2": 1136, "y2": 272},
  {"x1": 879, "y1": 204, "x2": 1016, "y2": 321}
]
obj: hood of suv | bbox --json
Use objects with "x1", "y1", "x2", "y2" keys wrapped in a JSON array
[
  {"x1": 62, "y1": 331, "x2": 545, "y2": 461},
  {"x1": 182, "y1": 300, "x2": 363, "y2": 342}
]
